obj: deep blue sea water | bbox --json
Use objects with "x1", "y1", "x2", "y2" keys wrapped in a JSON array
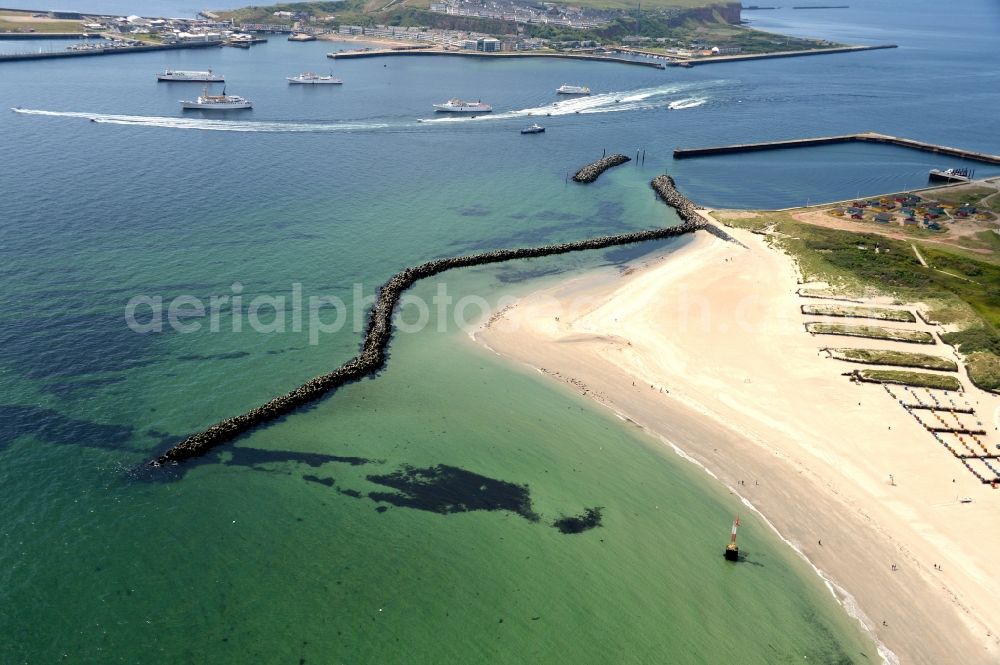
[{"x1": 1, "y1": 1, "x2": 999, "y2": 662}]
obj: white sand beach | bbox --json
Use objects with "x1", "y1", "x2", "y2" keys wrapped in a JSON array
[{"x1": 475, "y1": 224, "x2": 1000, "y2": 665}]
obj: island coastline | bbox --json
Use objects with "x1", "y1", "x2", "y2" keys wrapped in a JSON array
[{"x1": 475, "y1": 223, "x2": 1000, "y2": 665}]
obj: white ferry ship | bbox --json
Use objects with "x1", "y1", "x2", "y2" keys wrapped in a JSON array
[
  {"x1": 158, "y1": 68, "x2": 224, "y2": 82},
  {"x1": 180, "y1": 87, "x2": 252, "y2": 110},
  {"x1": 433, "y1": 98, "x2": 492, "y2": 113},
  {"x1": 556, "y1": 84, "x2": 591, "y2": 95},
  {"x1": 287, "y1": 72, "x2": 343, "y2": 85}
]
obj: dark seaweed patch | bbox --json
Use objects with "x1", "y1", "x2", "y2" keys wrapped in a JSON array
[
  {"x1": 592, "y1": 200, "x2": 625, "y2": 225},
  {"x1": 0, "y1": 309, "x2": 161, "y2": 382},
  {"x1": 456, "y1": 204, "x2": 491, "y2": 217},
  {"x1": 228, "y1": 447, "x2": 376, "y2": 468},
  {"x1": 603, "y1": 236, "x2": 682, "y2": 265},
  {"x1": 0, "y1": 404, "x2": 134, "y2": 453},
  {"x1": 494, "y1": 265, "x2": 567, "y2": 284},
  {"x1": 365, "y1": 464, "x2": 539, "y2": 521},
  {"x1": 553, "y1": 507, "x2": 603, "y2": 534},
  {"x1": 135, "y1": 446, "x2": 378, "y2": 483},
  {"x1": 532, "y1": 211, "x2": 580, "y2": 222},
  {"x1": 42, "y1": 375, "x2": 128, "y2": 398},
  {"x1": 177, "y1": 351, "x2": 251, "y2": 362},
  {"x1": 303, "y1": 475, "x2": 336, "y2": 487}
]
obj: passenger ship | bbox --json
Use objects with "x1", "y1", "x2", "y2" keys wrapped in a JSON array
[
  {"x1": 287, "y1": 72, "x2": 343, "y2": 85},
  {"x1": 157, "y1": 68, "x2": 224, "y2": 82},
  {"x1": 433, "y1": 99, "x2": 492, "y2": 113},
  {"x1": 180, "y1": 87, "x2": 252, "y2": 110}
]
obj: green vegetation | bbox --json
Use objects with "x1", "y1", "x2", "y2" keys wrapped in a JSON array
[
  {"x1": 855, "y1": 369, "x2": 963, "y2": 391},
  {"x1": 919, "y1": 246, "x2": 1000, "y2": 329},
  {"x1": 215, "y1": 1, "x2": 837, "y2": 52},
  {"x1": 941, "y1": 325, "x2": 1000, "y2": 356},
  {"x1": 801, "y1": 304, "x2": 915, "y2": 322},
  {"x1": 806, "y1": 323, "x2": 935, "y2": 344},
  {"x1": 716, "y1": 212, "x2": 1000, "y2": 324},
  {"x1": 0, "y1": 19, "x2": 85, "y2": 33},
  {"x1": 535, "y1": 0, "x2": 720, "y2": 9},
  {"x1": 965, "y1": 352, "x2": 1000, "y2": 393},
  {"x1": 827, "y1": 348, "x2": 957, "y2": 371},
  {"x1": 926, "y1": 185, "x2": 996, "y2": 208},
  {"x1": 717, "y1": 210, "x2": 1000, "y2": 392},
  {"x1": 941, "y1": 325, "x2": 1000, "y2": 392},
  {"x1": 216, "y1": 1, "x2": 343, "y2": 25},
  {"x1": 955, "y1": 230, "x2": 1000, "y2": 253}
]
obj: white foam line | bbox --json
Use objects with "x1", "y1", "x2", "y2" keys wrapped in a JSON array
[
  {"x1": 484, "y1": 325, "x2": 900, "y2": 664},
  {"x1": 617, "y1": 422, "x2": 899, "y2": 664},
  {"x1": 560, "y1": 382, "x2": 901, "y2": 665}
]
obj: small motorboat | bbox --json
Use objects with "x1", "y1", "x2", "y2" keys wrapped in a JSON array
[{"x1": 521, "y1": 123, "x2": 545, "y2": 134}]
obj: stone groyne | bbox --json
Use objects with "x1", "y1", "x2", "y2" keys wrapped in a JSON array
[
  {"x1": 651, "y1": 174, "x2": 747, "y2": 247},
  {"x1": 572, "y1": 154, "x2": 631, "y2": 183},
  {"x1": 151, "y1": 176, "x2": 707, "y2": 467}
]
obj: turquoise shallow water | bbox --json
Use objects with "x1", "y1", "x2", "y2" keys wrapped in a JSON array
[{"x1": 2, "y1": 1, "x2": 999, "y2": 661}]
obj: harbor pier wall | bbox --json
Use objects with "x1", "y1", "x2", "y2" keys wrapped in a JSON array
[
  {"x1": 673, "y1": 132, "x2": 1000, "y2": 165},
  {"x1": 0, "y1": 40, "x2": 223, "y2": 62}
]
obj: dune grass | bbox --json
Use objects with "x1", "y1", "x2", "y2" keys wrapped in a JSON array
[
  {"x1": 806, "y1": 323, "x2": 935, "y2": 344},
  {"x1": 965, "y1": 352, "x2": 1000, "y2": 394},
  {"x1": 854, "y1": 369, "x2": 962, "y2": 391},
  {"x1": 802, "y1": 304, "x2": 915, "y2": 322},
  {"x1": 827, "y1": 348, "x2": 957, "y2": 371}
]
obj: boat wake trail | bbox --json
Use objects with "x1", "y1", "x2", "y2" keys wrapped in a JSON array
[
  {"x1": 420, "y1": 81, "x2": 723, "y2": 123},
  {"x1": 10, "y1": 108, "x2": 394, "y2": 133},
  {"x1": 668, "y1": 97, "x2": 707, "y2": 110},
  {"x1": 12, "y1": 82, "x2": 722, "y2": 131}
]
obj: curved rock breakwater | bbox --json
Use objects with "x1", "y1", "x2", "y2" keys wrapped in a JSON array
[
  {"x1": 151, "y1": 178, "x2": 707, "y2": 467},
  {"x1": 572, "y1": 154, "x2": 631, "y2": 183},
  {"x1": 651, "y1": 174, "x2": 746, "y2": 247}
]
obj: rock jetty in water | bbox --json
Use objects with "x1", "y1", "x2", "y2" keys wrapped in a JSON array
[
  {"x1": 151, "y1": 176, "x2": 712, "y2": 467},
  {"x1": 572, "y1": 154, "x2": 631, "y2": 183}
]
